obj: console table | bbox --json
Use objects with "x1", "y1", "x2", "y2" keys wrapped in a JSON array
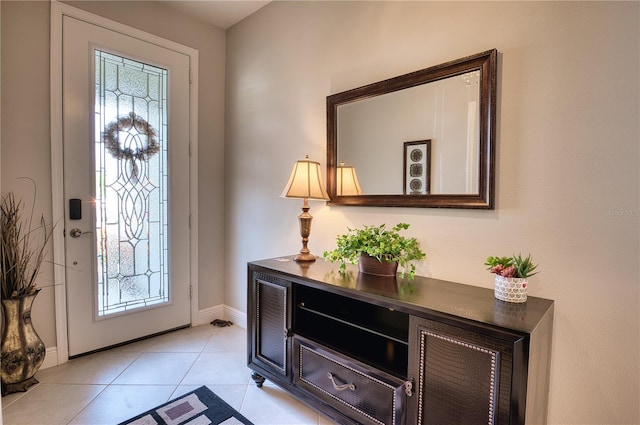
[{"x1": 247, "y1": 257, "x2": 554, "y2": 425}]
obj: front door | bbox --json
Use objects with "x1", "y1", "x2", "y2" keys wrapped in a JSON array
[{"x1": 62, "y1": 15, "x2": 191, "y2": 356}]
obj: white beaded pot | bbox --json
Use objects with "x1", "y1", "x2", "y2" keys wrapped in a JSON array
[{"x1": 494, "y1": 275, "x2": 528, "y2": 303}]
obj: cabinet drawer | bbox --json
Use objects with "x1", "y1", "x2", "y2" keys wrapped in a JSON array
[{"x1": 293, "y1": 337, "x2": 407, "y2": 425}]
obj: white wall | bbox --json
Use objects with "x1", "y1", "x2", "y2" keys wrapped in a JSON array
[
  {"x1": 1, "y1": 1, "x2": 57, "y2": 347},
  {"x1": 225, "y1": 2, "x2": 639, "y2": 424}
]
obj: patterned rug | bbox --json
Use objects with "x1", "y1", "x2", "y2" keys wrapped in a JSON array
[{"x1": 119, "y1": 386, "x2": 253, "y2": 425}]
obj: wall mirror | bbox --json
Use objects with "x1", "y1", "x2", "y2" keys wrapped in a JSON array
[{"x1": 327, "y1": 49, "x2": 497, "y2": 208}]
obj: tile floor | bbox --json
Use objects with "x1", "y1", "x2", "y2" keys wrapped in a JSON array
[{"x1": 1, "y1": 324, "x2": 336, "y2": 425}]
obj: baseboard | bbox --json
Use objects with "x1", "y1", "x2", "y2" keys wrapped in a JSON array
[
  {"x1": 194, "y1": 304, "x2": 247, "y2": 329},
  {"x1": 43, "y1": 304, "x2": 248, "y2": 369},
  {"x1": 41, "y1": 346, "x2": 59, "y2": 370},
  {"x1": 193, "y1": 304, "x2": 225, "y2": 326},
  {"x1": 223, "y1": 305, "x2": 247, "y2": 329}
]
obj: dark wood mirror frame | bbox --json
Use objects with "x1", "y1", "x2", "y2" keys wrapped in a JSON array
[{"x1": 327, "y1": 49, "x2": 497, "y2": 209}]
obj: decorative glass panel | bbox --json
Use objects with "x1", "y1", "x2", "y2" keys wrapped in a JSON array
[{"x1": 94, "y1": 50, "x2": 169, "y2": 317}]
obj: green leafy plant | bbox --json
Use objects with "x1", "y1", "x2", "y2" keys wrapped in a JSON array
[
  {"x1": 1, "y1": 191, "x2": 53, "y2": 299},
  {"x1": 484, "y1": 253, "x2": 539, "y2": 279},
  {"x1": 323, "y1": 223, "x2": 426, "y2": 279}
]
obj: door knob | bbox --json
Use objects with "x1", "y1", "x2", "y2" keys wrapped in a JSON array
[{"x1": 69, "y1": 228, "x2": 84, "y2": 238}]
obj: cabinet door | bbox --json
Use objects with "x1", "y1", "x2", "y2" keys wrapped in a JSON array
[
  {"x1": 408, "y1": 316, "x2": 523, "y2": 425},
  {"x1": 248, "y1": 271, "x2": 291, "y2": 379}
]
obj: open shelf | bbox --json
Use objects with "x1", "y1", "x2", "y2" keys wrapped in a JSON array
[{"x1": 293, "y1": 285, "x2": 409, "y2": 378}]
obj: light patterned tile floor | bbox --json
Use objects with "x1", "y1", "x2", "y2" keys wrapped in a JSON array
[{"x1": 1, "y1": 325, "x2": 336, "y2": 425}]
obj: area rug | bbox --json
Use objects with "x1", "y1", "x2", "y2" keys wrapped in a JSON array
[{"x1": 119, "y1": 386, "x2": 253, "y2": 425}]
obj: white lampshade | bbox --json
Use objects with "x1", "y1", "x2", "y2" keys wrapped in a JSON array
[
  {"x1": 336, "y1": 161, "x2": 362, "y2": 196},
  {"x1": 281, "y1": 155, "x2": 329, "y2": 200}
]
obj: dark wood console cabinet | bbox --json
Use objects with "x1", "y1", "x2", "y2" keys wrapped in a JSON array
[{"x1": 248, "y1": 257, "x2": 554, "y2": 425}]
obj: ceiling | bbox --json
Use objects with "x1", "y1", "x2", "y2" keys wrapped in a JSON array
[{"x1": 160, "y1": 1, "x2": 271, "y2": 30}]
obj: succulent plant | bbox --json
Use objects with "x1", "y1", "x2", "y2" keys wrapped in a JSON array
[{"x1": 485, "y1": 253, "x2": 539, "y2": 279}]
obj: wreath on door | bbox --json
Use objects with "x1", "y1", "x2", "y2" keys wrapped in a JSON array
[{"x1": 102, "y1": 112, "x2": 159, "y2": 161}]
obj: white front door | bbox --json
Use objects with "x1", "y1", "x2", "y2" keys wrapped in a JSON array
[{"x1": 62, "y1": 15, "x2": 191, "y2": 356}]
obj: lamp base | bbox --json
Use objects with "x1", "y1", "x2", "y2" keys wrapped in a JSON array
[
  {"x1": 294, "y1": 252, "x2": 316, "y2": 262},
  {"x1": 295, "y1": 199, "x2": 317, "y2": 262}
]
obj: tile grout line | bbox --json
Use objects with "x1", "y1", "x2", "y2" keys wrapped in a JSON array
[
  {"x1": 65, "y1": 337, "x2": 164, "y2": 425},
  {"x1": 2, "y1": 325, "x2": 329, "y2": 425}
]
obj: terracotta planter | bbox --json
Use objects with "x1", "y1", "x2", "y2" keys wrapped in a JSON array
[
  {"x1": 358, "y1": 254, "x2": 398, "y2": 277},
  {"x1": 1, "y1": 290, "x2": 45, "y2": 396},
  {"x1": 494, "y1": 275, "x2": 528, "y2": 303}
]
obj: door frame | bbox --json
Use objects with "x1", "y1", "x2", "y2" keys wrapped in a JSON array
[{"x1": 50, "y1": 1, "x2": 199, "y2": 364}]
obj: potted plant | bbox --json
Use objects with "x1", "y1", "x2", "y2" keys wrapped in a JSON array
[
  {"x1": 485, "y1": 254, "x2": 539, "y2": 303},
  {"x1": 323, "y1": 223, "x2": 426, "y2": 279},
  {"x1": 1, "y1": 191, "x2": 53, "y2": 395}
]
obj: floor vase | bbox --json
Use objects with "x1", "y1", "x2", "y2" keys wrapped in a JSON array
[{"x1": 1, "y1": 290, "x2": 45, "y2": 396}]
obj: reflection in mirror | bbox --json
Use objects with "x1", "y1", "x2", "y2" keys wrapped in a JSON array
[
  {"x1": 403, "y1": 140, "x2": 432, "y2": 195},
  {"x1": 338, "y1": 72, "x2": 480, "y2": 195},
  {"x1": 336, "y1": 161, "x2": 362, "y2": 196},
  {"x1": 327, "y1": 49, "x2": 497, "y2": 208}
]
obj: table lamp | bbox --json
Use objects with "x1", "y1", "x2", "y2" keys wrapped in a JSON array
[{"x1": 281, "y1": 155, "x2": 329, "y2": 262}]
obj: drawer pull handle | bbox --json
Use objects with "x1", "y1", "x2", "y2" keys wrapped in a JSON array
[{"x1": 327, "y1": 373, "x2": 356, "y2": 391}]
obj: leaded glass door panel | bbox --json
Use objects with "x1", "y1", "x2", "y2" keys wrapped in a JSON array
[
  {"x1": 63, "y1": 16, "x2": 192, "y2": 356},
  {"x1": 95, "y1": 50, "x2": 169, "y2": 317}
]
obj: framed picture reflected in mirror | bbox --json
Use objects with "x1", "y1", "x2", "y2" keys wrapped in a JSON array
[{"x1": 403, "y1": 140, "x2": 431, "y2": 195}]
